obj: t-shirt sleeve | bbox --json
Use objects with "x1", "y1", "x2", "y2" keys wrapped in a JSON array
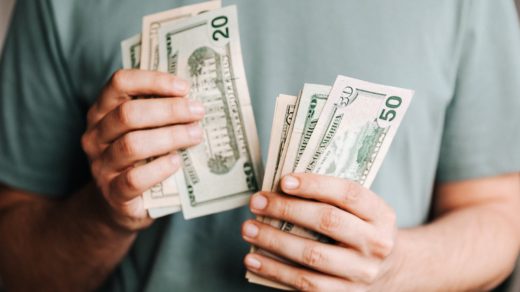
[
  {"x1": 436, "y1": 0, "x2": 520, "y2": 182},
  {"x1": 0, "y1": 0, "x2": 90, "y2": 197}
]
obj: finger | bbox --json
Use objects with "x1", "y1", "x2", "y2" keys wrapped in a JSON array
[
  {"x1": 82, "y1": 129, "x2": 103, "y2": 159},
  {"x1": 242, "y1": 220, "x2": 380, "y2": 283},
  {"x1": 103, "y1": 123, "x2": 203, "y2": 171},
  {"x1": 109, "y1": 154, "x2": 181, "y2": 203},
  {"x1": 96, "y1": 97, "x2": 205, "y2": 144},
  {"x1": 249, "y1": 192, "x2": 376, "y2": 251},
  {"x1": 281, "y1": 173, "x2": 389, "y2": 222},
  {"x1": 93, "y1": 70, "x2": 190, "y2": 123},
  {"x1": 244, "y1": 253, "x2": 362, "y2": 291}
]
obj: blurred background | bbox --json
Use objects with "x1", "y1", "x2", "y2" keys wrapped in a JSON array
[{"x1": 0, "y1": 0, "x2": 519, "y2": 290}]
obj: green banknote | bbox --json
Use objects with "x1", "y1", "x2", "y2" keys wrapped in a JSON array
[
  {"x1": 121, "y1": 34, "x2": 141, "y2": 69},
  {"x1": 249, "y1": 76, "x2": 413, "y2": 288},
  {"x1": 158, "y1": 6, "x2": 262, "y2": 219},
  {"x1": 290, "y1": 76, "x2": 412, "y2": 239}
]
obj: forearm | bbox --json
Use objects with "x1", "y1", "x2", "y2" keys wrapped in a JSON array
[
  {"x1": 0, "y1": 183, "x2": 137, "y2": 291},
  {"x1": 381, "y1": 205, "x2": 520, "y2": 291}
]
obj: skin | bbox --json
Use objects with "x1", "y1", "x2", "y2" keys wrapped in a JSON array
[
  {"x1": 242, "y1": 173, "x2": 520, "y2": 291},
  {"x1": 0, "y1": 70, "x2": 205, "y2": 291},
  {"x1": 0, "y1": 70, "x2": 518, "y2": 291}
]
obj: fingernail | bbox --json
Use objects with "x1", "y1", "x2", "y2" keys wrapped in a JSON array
[
  {"x1": 245, "y1": 255, "x2": 261, "y2": 270},
  {"x1": 244, "y1": 222, "x2": 259, "y2": 238},
  {"x1": 173, "y1": 79, "x2": 189, "y2": 92},
  {"x1": 189, "y1": 100, "x2": 205, "y2": 116},
  {"x1": 170, "y1": 154, "x2": 181, "y2": 166},
  {"x1": 251, "y1": 194, "x2": 267, "y2": 210},
  {"x1": 188, "y1": 124, "x2": 203, "y2": 140},
  {"x1": 283, "y1": 175, "x2": 300, "y2": 190}
]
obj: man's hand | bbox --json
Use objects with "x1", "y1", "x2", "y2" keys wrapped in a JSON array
[
  {"x1": 243, "y1": 173, "x2": 520, "y2": 291},
  {"x1": 242, "y1": 173, "x2": 397, "y2": 291},
  {"x1": 0, "y1": 69, "x2": 207, "y2": 290},
  {"x1": 81, "y1": 69, "x2": 204, "y2": 231}
]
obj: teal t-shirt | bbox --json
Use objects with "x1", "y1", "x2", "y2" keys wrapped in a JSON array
[{"x1": 1, "y1": 0, "x2": 520, "y2": 291}]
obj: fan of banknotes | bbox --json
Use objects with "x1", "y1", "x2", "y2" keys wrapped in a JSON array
[
  {"x1": 121, "y1": 1, "x2": 263, "y2": 219},
  {"x1": 120, "y1": 1, "x2": 415, "y2": 289},
  {"x1": 245, "y1": 77, "x2": 414, "y2": 288}
]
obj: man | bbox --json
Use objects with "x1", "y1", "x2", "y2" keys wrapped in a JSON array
[{"x1": 0, "y1": 0, "x2": 519, "y2": 291}]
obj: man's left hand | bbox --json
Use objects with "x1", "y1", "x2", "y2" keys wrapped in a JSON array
[{"x1": 242, "y1": 173, "x2": 398, "y2": 291}]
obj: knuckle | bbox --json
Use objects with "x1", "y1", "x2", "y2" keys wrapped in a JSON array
[
  {"x1": 302, "y1": 244, "x2": 325, "y2": 267},
  {"x1": 371, "y1": 235, "x2": 395, "y2": 258},
  {"x1": 341, "y1": 181, "x2": 362, "y2": 205},
  {"x1": 358, "y1": 264, "x2": 379, "y2": 284},
  {"x1": 123, "y1": 169, "x2": 141, "y2": 192},
  {"x1": 81, "y1": 132, "x2": 93, "y2": 155},
  {"x1": 83, "y1": 130, "x2": 103, "y2": 158},
  {"x1": 264, "y1": 232, "x2": 281, "y2": 251},
  {"x1": 294, "y1": 273, "x2": 315, "y2": 291},
  {"x1": 318, "y1": 206, "x2": 342, "y2": 233},
  {"x1": 277, "y1": 198, "x2": 293, "y2": 219},
  {"x1": 111, "y1": 70, "x2": 127, "y2": 90},
  {"x1": 117, "y1": 133, "x2": 140, "y2": 158},
  {"x1": 86, "y1": 106, "x2": 98, "y2": 124},
  {"x1": 115, "y1": 102, "x2": 136, "y2": 126}
]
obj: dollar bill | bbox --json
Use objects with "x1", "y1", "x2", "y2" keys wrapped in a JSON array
[
  {"x1": 140, "y1": 1, "x2": 221, "y2": 211},
  {"x1": 248, "y1": 86, "x2": 328, "y2": 289},
  {"x1": 140, "y1": 0, "x2": 221, "y2": 71},
  {"x1": 280, "y1": 84, "x2": 331, "y2": 175},
  {"x1": 296, "y1": 75, "x2": 413, "y2": 184},
  {"x1": 255, "y1": 94, "x2": 298, "y2": 234},
  {"x1": 250, "y1": 76, "x2": 413, "y2": 289},
  {"x1": 286, "y1": 76, "x2": 413, "y2": 241},
  {"x1": 258, "y1": 84, "x2": 333, "y2": 243},
  {"x1": 262, "y1": 95, "x2": 299, "y2": 192},
  {"x1": 246, "y1": 94, "x2": 297, "y2": 290},
  {"x1": 121, "y1": 34, "x2": 182, "y2": 217},
  {"x1": 121, "y1": 34, "x2": 141, "y2": 69},
  {"x1": 157, "y1": 6, "x2": 262, "y2": 219}
]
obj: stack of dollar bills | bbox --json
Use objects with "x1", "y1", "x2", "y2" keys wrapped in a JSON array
[
  {"x1": 246, "y1": 78, "x2": 414, "y2": 288},
  {"x1": 120, "y1": 1, "x2": 263, "y2": 219}
]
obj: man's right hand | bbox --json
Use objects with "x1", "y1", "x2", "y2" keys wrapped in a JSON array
[
  {"x1": 0, "y1": 69, "x2": 203, "y2": 291},
  {"x1": 81, "y1": 69, "x2": 205, "y2": 231}
]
